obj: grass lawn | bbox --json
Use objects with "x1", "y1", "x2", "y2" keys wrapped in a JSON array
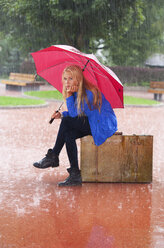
[
  {"x1": 124, "y1": 96, "x2": 159, "y2": 105},
  {"x1": 0, "y1": 96, "x2": 45, "y2": 106},
  {"x1": 25, "y1": 90, "x2": 159, "y2": 106},
  {"x1": 1, "y1": 91, "x2": 159, "y2": 106},
  {"x1": 25, "y1": 90, "x2": 63, "y2": 100}
]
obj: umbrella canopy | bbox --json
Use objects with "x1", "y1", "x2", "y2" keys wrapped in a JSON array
[{"x1": 31, "y1": 45, "x2": 124, "y2": 108}]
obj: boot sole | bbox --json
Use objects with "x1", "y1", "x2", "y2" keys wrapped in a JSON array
[
  {"x1": 33, "y1": 163, "x2": 59, "y2": 169},
  {"x1": 58, "y1": 181, "x2": 82, "y2": 187}
]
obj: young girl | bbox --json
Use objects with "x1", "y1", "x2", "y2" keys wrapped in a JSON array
[{"x1": 33, "y1": 65, "x2": 118, "y2": 186}]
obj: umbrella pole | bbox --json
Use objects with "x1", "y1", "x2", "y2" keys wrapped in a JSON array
[{"x1": 82, "y1": 60, "x2": 90, "y2": 71}]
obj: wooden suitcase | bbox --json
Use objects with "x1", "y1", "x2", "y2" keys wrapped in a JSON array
[{"x1": 80, "y1": 134, "x2": 153, "y2": 183}]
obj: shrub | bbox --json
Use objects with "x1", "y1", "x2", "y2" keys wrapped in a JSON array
[{"x1": 109, "y1": 66, "x2": 164, "y2": 85}]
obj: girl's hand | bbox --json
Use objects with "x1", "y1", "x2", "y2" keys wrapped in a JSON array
[
  {"x1": 66, "y1": 85, "x2": 79, "y2": 97},
  {"x1": 51, "y1": 111, "x2": 62, "y2": 119}
]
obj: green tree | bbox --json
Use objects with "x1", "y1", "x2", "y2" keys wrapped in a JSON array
[
  {"x1": 0, "y1": 34, "x2": 23, "y2": 75},
  {"x1": 0, "y1": 0, "x2": 145, "y2": 53},
  {"x1": 103, "y1": 0, "x2": 164, "y2": 65},
  {"x1": 0, "y1": 0, "x2": 164, "y2": 67}
]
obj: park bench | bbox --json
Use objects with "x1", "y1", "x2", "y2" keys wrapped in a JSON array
[
  {"x1": 148, "y1": 81, "x2": 164, "y2": 101},
  {"x1": 80, "y1": 133, "x2": 153, "y2": 183},
  {"x1": 1, "y1": 73, "x2": 45, "y2": 92}
]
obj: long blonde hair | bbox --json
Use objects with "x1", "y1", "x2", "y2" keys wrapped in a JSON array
[{"x1": 62, "y1": 65, "x2": 102, "y2": 114}]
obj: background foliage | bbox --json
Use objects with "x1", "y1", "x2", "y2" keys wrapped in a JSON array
[{"x1": 0, "y1": 0, "x2": 164, "y2": 78}]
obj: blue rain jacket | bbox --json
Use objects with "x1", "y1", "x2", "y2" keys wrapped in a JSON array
[{"x1": 62, "y1": 90, "x2": 118, "y2": 146}]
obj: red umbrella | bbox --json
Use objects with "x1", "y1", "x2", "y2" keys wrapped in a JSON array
[{"x1": 31, "y1": 45, "x2": 124, "y2": 108}]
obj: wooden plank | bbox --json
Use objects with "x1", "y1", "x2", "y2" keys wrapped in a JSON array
[
  {"x1": 135, "y1": 135, "x2": 153, "y2": 182},
  {"x1": 80, "y1": 136, "x2": 98, "y2": 182},
  {"x1": 121, "y1": 135, "x2": 153, "y2": 182},
  {"x1": 1, "y1": 80, "x2": 26, "y2": 86},
  {"x1": 1, "y1": 73, "x2": 46, "y2": 89},
  {"x1": 1, "y1": 80, "x2": 44, "y2": 87},
  {"x1": 80, "y1": 135, "x2": 153, "y2": 183},
  {"x1": 150, "y1": 81, "x2": 164, "y2": 89},
  {"x1": 148, "y1": 89, "x2": 164, "y2": 94},
  {"x1": 9, "y1": 73, "x2": 35, "y2": 82},
  {"x1": 98, "y1": 135, "x2": 123, "y2": 182}
]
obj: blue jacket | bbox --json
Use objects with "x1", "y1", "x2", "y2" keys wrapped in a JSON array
[{"x1": 62, "y1": 90, "x2": 118, "y2": 146}]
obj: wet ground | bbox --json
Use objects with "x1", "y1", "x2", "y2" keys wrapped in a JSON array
[{"x1": 0, "y1": 84, "x2": 164, "y2": 248}]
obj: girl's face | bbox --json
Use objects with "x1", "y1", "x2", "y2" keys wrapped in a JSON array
[{"x1": 63, "y1": 71, "x2": 78, "y2": 91}]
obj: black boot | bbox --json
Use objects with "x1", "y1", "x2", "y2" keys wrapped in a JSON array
[
  {"x1": 58, "y1": 167, "x2": 82, "y2": 186},
  {"x1": 33, "y1": 149, "x2": 59, "y2": 169}
]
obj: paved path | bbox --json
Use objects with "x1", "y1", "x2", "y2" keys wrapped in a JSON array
[{"x1": 0, "y1": 83, "x2": 164, "y2": 248}]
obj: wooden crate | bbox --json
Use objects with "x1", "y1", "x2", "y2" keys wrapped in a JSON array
[{"x1": 80, "y1": 134, "x2": 153, "y2": 183}]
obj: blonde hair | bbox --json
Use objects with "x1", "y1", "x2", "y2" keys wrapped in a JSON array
[{"x1": 62, "y1": 65, "x2": 102, "y2": 114}]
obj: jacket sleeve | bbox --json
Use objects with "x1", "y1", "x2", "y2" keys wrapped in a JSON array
[
  {"x1": 62, "y1": 111, "x2": 69, "y2": 117},
  {"x1": 63, "y1": 91, "x2": 95, "y2": 117},
  {"x1": 64, "y1": 95, "x2": 78, "y2": 117}
]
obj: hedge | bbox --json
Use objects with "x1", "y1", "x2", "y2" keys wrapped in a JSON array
[
  {"x1": 110, "y1": 66, "x2": 164, "y2": 85},
  {"x1": 19, "y1": 60, "x2": 164, "y2": 86}
]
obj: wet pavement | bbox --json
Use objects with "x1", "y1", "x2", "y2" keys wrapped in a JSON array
[{"x1": 0, "y1": 83, "x2": 164, "y2": 248}]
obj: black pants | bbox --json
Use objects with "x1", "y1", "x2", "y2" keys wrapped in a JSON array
[{"x1": 52, "y1": 116, "x2": 92, "y2": 169}]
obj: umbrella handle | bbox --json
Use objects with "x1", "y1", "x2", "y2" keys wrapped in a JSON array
[
  {"x1": 49, "y1": 118, "x2": 55, "y2": 124},
  {"x1": 49, "y1": 118, "x2": 54, "y2": 124},
  {"x1": 49, "y1": 102, "x2": 63, "y2": 124},
  {"x1": 49, "y1": 111, "x2": 59, "y2": 124}
]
